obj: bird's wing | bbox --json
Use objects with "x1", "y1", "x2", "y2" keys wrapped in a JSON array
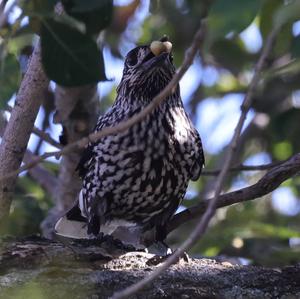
[
  {"x1": 190, "y1": 128, "x2": 205, "y2": 181},
  {"x1": 78, "y1": 105, "x2": 145, "y2": 234},
  {"x1": 76, "y1": 106, "x2": 124, "y2": 179}
]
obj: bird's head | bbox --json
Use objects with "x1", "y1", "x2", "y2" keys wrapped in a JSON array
[{"x1": 117, "y1": 37, "x2": 177, "y2": 100}]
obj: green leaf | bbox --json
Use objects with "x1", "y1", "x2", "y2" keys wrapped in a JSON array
[
  {"x1": 54, "y1": 13, "x2": 86, "y2": 34},
  {"x1": 207, "y1": 0, "x2": 261, "y2": 45},
  {"x1": 248, "y1": 222, "x2": 300, "y2": 239},
  {"x1": 260, "y1": 0, "x2": 282, "y2": 39},
  {"x1": 273, "y1": 141, "x2": 293, "y2": 160},
  {"x1": 41, "y1": 19, "x2": 107, "y2": 86},
  {"x1": 273, "y1": 22, "x2": 293, "y2": 56},
  {"x1": 21, "y1": 0, "x2": 58, "y2": 33},
  {"x1": 273, "y1": 0, "x2": 300, "y2": 29},
  {"x1": 62, "y1": 0, "x2": 113, "y2": 34},
  {"x1": 291, "y1": 35, "x2": 300, "y2": 58},
  {"x1": 260, "y1": 0, "x2": 294, "y2": 57},
  {"x1": 270, "y1": 58, "x2": 300, "y2": 77},
  {"x1": 210, "y1": 38, "x2": 254, "y2": 76},
  {"x1": 21, "y1": 0, "x2": 58, "y2": 19},
  {"x1": 0, "y1": 53, "x2": 20, "y2": 107},
  {"x1": 260, "y1": 1, "x2": 294, "y2": 57}
]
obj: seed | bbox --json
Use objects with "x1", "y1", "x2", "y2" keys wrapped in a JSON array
[
  {"x1": 163, "y1": 41, "x2": 172, "y2": 53},
  {"x1": 150, "y1": 41, "x2": 165, "y2": 56}
]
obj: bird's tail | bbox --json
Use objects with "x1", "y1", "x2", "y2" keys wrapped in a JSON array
[{"x1": 54, "y1": 194, "x2": 89, "y2": 239}]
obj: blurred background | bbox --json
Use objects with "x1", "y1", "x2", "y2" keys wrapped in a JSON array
[{"x1": 0, "y1": 0, "x2": 300, "y2": 266}]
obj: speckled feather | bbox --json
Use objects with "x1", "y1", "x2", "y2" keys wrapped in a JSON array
[{"x1": 77, "y1": 44, "x2": 204, "y2": 238}]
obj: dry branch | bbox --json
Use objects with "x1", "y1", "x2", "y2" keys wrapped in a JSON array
[
  {"x1": 0, "y1": 41, "x2": 49, "y2": 220},
  {"x1": 1, "y1": 236, "x2": 300, "y2": 299},
  {"x1": 31, "y1": 126, "x2": 62, "y2": 149},
  {"x1": 201, "y1": 161, "x2": 282, "y2": 176},
  {"x1": 0, "y1": 110, "x2": 58, "y2": 198},
  {"x1": 6, "y1": 105, "x2": 62, "y2": 149},
  {"x1": 167, "y1": 152, "x2": 300, "y2": 233}
]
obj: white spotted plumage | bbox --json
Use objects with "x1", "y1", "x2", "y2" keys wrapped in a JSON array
[{"x1": 76, "y1": 42, "x2": 204, "y2": 239}]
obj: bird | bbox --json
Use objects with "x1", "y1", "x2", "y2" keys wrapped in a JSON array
[{"x1": 55, "y1": 37, "x2": 204, "y2": 248}]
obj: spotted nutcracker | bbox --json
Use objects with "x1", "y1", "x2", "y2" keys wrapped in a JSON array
[{"x1": 55, "y1": 37, "x2": 204, "y2": 247}]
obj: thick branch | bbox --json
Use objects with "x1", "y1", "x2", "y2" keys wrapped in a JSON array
[
  {"x1": 0, "y1": 41, "x2": 49, "y2": 220},
  {"x1": 167, "y1": 152, "x2": 300, "y2": 233},
  {"x1": 0, "y1": 112, "x2": 57, "y2": 198},
  {"x1": 1, "y1": 237, "x2": 300, "y2": 299},
  {"x1": 6, "y1": 105, "x2": 62, "y2": 149}
]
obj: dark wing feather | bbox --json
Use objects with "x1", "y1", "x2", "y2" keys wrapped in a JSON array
[
  {"x1": 66, "y1": 202, "x2": 86, "y2": 222},
  {"x1": 76, "y1": 144, "x2": 95, "y2": 178},
  {"x1": 190, "y1": 129, "x2": 205, "y2": 181},
  {"x1": 76, "y1": 111, "x2": 115, "y2": 179}
]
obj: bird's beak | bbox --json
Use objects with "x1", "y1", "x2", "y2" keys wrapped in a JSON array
[{"x1": 140, "y1": 52, "x2": 170, "y2": 71}]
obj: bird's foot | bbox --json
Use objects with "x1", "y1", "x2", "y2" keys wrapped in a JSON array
[
  {"x1": 146, "y1": 248, "x2": 190, "y2": 266},
  {"x1": 180, "y1": 251, "x2": 190, "y2": 263},
  {"x1": 94, "y1": 233, "x2": 136, "y2": 251}
]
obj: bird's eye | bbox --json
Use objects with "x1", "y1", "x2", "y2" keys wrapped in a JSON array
[
  {"x1": 127, "y1": 54, "x2": 138, "y2": 67},
  {"x1": 126, "y1": 46, "x2": 144, "y2": 67}
]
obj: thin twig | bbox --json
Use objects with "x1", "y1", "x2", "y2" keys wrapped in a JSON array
[
  {"x1": 0, "y1": 23, "x2": 207, "y2": 182},
  {"x1": 0, "y1": 0, "x2": 10, "y2": 28},
  {"x1": 6, "y1": 105, "x2": 62, "y2": 149},
  {"x1": 110, "y1": 28, "x2": 278, "y2": 299},
  {"x1": 32, "y1": 127, "x2": 62, "y2": 149},
  {"x1": 201, "y1": 161, "x2": 283, "y2": 176}
]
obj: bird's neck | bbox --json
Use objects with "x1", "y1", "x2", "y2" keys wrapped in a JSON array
[{"x1": 115, "y1": 85, "x2": 182, "y2": 109}]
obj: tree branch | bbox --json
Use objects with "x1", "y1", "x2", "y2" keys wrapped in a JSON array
[
  {"x1": 0, "y1": 113, "x2": 58, "y2": 197},
  {"x1": 110, "y1": 27, "x2": 278, "y2": 299},
  {"x1": 167, "y1": 152, "x2": 300, "y2": 233},
  {"x1": 1, "y1": 237, "x2": 300, "y2": 299},
  {"x1": 0, "y1": 0, "x2": 10, "y2": 28},
  {"x1": 0, "y1": 41, "x2": 49, "y2": 221},
  {"x1": 6, "y1": 105, "x2": 62, "y2": 149},
  {"x1": 201, "y1": 161, "x2": 283, "y2": 176},
  {"x1": 32, "y1": 127, "x2": 62, "y2": 149}
]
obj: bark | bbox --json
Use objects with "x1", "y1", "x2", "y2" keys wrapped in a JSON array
[
  {"x1": 0, "y1": 236, "x2": 299, "y2": 299},
  {"x1": 0, "y1": 42, "x2": 49, "y2": 221},
  {"x1": 0, "y1": 112, "x2": 58, "y2": 199}
]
